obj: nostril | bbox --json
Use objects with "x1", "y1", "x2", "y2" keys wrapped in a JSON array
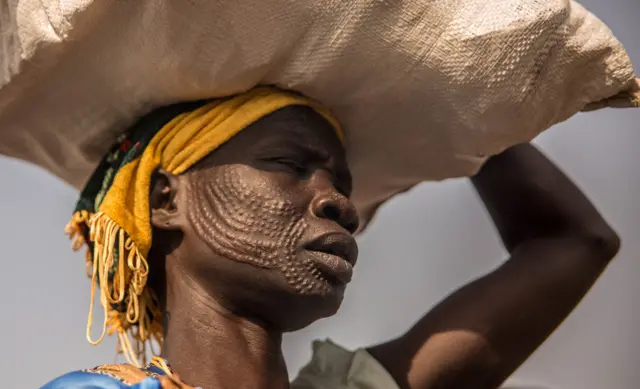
[
  {"x1": 321, "y1": 204, "x2": 341, "y2": 223},
  {"x1": 313, "y1": 196, "x2": 359, "y2": 233},
  {"x1": 344, "y1": 221, "x2": 358, "y2": 234}
]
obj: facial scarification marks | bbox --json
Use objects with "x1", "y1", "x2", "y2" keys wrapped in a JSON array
[{"x1": 187, "y1": 165, "x2": 331, "y2": 295}]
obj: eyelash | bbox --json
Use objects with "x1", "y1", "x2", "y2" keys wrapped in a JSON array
[{"x1": 269, "y1": 157, "x2": 307, "y2": 174}]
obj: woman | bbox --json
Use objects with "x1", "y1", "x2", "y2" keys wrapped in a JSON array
[{"x1": 43, "y1": 87, "x2": 620, "y2": 388}]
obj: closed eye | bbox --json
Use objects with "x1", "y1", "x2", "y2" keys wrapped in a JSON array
[
  {"x1": 266, "y1": 157, "x2": 308, "y2": 175},
  {"x1": 259, "y1": 157, "x2": 350, "y2": 196}
]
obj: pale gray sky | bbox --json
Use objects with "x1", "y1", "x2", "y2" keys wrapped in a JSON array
[{"x1": 1, "y1": 1, "x2": 639, "y2": 388}]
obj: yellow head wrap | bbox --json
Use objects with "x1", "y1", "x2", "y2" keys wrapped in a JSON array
[{"x1": 65, "y1": 87, "x2": 341, "y2": 365}]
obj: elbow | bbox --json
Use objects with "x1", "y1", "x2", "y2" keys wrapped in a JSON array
[{"x1": 575, "y1": 223, "x2": 621, "y2": 262}]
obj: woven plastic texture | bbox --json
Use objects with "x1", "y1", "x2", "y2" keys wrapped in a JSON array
[{"x1": 1, "y1": 0, "x2": 637, "y2": 226}]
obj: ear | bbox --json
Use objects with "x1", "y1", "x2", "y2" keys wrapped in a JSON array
[{"x1": 150, "y1": 169, "x2": 183, "y2": 231}]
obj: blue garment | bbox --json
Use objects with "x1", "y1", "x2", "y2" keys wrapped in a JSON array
[
  {"x1": 41, "y1": 371, "x2": 161, "y2": 389},
  {"x1": 41, "y1": 365, "x2": 169, "y2": 389}
]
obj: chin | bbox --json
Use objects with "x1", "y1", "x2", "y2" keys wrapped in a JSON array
[{"x1": 276, "y1": 284, "x2": 346, "y2": 332}]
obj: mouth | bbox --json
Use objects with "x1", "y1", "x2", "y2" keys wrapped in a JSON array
[{"x1": 304, "y1": 233, "x2": 358, "y2": 285}]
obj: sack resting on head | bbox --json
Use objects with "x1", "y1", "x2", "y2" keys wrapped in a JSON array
[{"x1": 0, "y1": 0, "x2": 637, "y2": 229}]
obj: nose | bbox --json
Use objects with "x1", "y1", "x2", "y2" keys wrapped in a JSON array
[{"x1": 309, "y1": 174, "x2": 359, "y2": 234}]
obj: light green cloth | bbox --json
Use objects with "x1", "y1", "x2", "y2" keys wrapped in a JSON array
[{"x1": 291, "y1": 340, "x2": 400, "y2": 389}]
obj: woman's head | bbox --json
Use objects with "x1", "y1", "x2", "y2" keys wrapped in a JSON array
[
  {"x1": 149, "y1": 105, "x2": 359, "y2": 331},
  {"x1": 66, "y1": 88, "x2": 358, "y2": 363}
]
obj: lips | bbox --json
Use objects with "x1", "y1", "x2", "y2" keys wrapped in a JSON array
[{"x1": 304, "y1": 233, "x2": 358, "y2": 285}]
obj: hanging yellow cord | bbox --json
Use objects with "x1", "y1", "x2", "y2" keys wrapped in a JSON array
[
  {"x1": 78, "y1": 211, "x2": 157, "y2": 366},
  {"x1": 150, "y1": 356, "x2": 173, "y2": 377}
]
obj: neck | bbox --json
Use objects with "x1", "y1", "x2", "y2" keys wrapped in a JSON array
[{"x1": 161, "y1": 269, "x2": 289, "y2": 389}]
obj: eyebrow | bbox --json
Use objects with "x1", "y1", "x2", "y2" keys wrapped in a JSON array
[{"x1": 259, "y1": 136, "x2": 331, "y2": 161}]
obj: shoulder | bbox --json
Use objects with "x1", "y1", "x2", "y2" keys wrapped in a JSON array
[{"x1": 41, "y1": 364, "x2": 162, "y2": 389}]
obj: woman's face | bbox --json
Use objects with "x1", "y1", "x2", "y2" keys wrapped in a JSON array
[{"x1": 157, "y1": 106, "x2": 359, "y2": 331}]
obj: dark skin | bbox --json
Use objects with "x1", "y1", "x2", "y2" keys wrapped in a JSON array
[
  {"x1": 148, "y1": 106, "x2": 620, "y2": 389},
  {"x1": 149, "y1": 106, "x2": 359, "y2": 388},
  {"x1": 368, "y1": 144, "x2": 620, "y2": 389}
]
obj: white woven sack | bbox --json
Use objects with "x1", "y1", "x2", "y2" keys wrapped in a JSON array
[{"x1": 1, "y1": 0, "x2": 638, "y2": 227}]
